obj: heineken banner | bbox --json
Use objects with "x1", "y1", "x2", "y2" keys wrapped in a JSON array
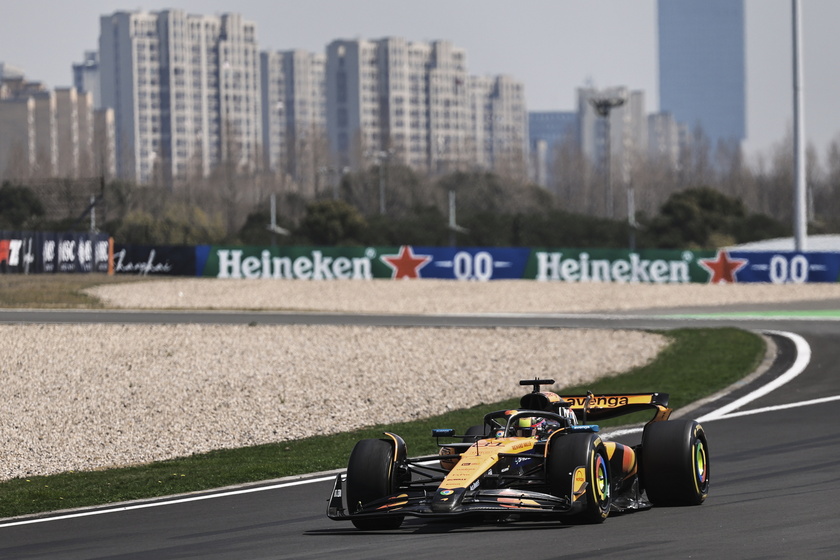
[
  {"x1": 0, "y1": 231, "x2": 112, "y2": 274},
  {"x1": 193, "y1": 245, "x2": 840, "y2": 283},
  {"x1": 9, "y1": 237, "x2": 838, "y2": 281}
]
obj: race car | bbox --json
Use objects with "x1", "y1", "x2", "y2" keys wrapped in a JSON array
[{"x1": 327, "y1": 379, "x2": 709, "y2": 530}]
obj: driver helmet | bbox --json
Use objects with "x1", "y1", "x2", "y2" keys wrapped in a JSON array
[{"x1": 517, "y1": 417, "x2": 536, "y2": 437}]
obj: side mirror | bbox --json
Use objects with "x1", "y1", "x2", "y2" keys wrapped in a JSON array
[{"x1": 432, "y1": 429, "x2": 456, "y2": 438}]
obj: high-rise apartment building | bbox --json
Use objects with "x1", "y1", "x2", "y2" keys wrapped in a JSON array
[
  {"x1": 422, "y1": 41, "x2": 473, "y2": 174},
  {"x1": 92, "y1": 20, "x2": 528, "y2": 186},
  {"x1": 0, "y1": 96, "x2": 36, "y2": 179},
  {"x1": 92, "y1": 108, "x2": 117, "y2": 180},
  {"x1": 325, "y1": 38, "x2": 378, "y2": 170},
  {"x1": 658, "y1": 0, "x2": 746, "y2": 146},
  {"x1": 325, "y1": 37, "x2": 526, "y2": 177},
  {"x1": 72, "y1": 52, "x2": 102, "y2": 109},
  {"x1": 72, "y1": 53, "x2": 116, "y2": 179},
  {"x1": 0, "y1": 62, "x2": 25, "y2": 84},
  {"x1": 30, "y1": 91, "x2": 57, "y2": 178},
  {"x1": 55, "y1": 88, "x2": 81, "y2": 178},
  {"x1": 470, "y1": 75, "x2": 529, "y2": 179},
  {"x1": 98, "y1": 10, "x2": 261, "y2": 184},
  {"x1": 325, "y1": 38, "x2": 474, "y2": 174},
  {"x1": 648, "y1": 112, "x2": 684, "y2": 168},
  {"x1": 0, "y1": 76, "x2": 105, "y2": 181},
  {"x1": 261, "y1": 49, "x2": 326, "y2": 195}
]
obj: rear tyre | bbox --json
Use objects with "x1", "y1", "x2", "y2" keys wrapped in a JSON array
[
  {"x1": 547, "y1": 433, "x2": 611, "y2": 524},
  {"x1": 345, "y1": 438, "x2": 405, "y2": 530},
  {"x1": 641, "y1": 419, "x2": 709, "y2": 506}
]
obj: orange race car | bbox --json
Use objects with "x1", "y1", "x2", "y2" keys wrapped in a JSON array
[{"x1": 327, "y1": 379, "x2": 709, "y2": 530}]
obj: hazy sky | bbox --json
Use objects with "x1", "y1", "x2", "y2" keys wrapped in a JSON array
[{"x1": 1, "y1": 0, "x2": 838, "y2": 161}]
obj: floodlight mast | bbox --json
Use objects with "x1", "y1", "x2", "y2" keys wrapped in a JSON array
[
  {"x1": 589, "y1": 94, "x2": 626, "y2": 219},
  {"x1": 589, "y1": 96, "x2": 626, "y2": 118}
]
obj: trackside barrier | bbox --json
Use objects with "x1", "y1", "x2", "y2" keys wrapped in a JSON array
[
  {"x1": 27, "y1": 243, "x2": 836, "y2": 283},
  {"x1": 0, "y1": 231, "x2": 112, "y2": 274}
]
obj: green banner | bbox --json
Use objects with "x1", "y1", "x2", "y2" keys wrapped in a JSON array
[
  {"x1": 525, "y1": 249, "x2": 714, "y2": 283},
  {"x1": 200, "y1": 246, "x2": 395, "y2": 279}
]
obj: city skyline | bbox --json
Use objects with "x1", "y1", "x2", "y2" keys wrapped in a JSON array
[
  {"x1": 26, "y1": 12, "x2": 530, "y2": 185},
  {"x1": 1, "y1": 0, "x2": 839, "y2": 161}
]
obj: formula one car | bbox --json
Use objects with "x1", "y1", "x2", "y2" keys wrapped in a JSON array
[{"x1": 327, "y1": 379, "x2": 709, "y2": 530}]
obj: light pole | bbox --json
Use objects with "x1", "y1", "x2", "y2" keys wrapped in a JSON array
[
  {"x1": 378, "y1": 159, "x2": 386, "y2": 215},
  {"x1": 627, "y1": 182, "x2": 637, "y2": 251},
  {"x1": 372, "y1": 149, "x2": 393, "y2": 215},
  {"x1": 318, "y1": 166, "x2": 349, "y2": 200},
  {"x1": 792, "y1": 0, "x2": 807, "y2": 251},
  {"x1": 447, "y1": 189, "x2": 468, "y2": 247},
  {"x1": 589, "y1": 93, "x2": 626, "y2": 219},
  {"x1": 266, "y1": 193, "x2": 290, "y2": 246}
]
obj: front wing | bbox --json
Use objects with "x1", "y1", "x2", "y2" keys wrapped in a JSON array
[{"x1": 327, "y1": 474, "x2": 575, "y2": 521}]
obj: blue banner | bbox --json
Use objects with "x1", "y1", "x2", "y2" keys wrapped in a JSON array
[
  {"x1": 406, "y1": 247, "x2": 530, "y2": 280},
  {"x1": 729, "y1": 251, "x2": 840, "y2": 283}
]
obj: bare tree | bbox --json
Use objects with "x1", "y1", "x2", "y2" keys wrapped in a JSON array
[
  {"x1": 551, "y1": 135, "x2": 596, "y2": 215},
  {"x1": 678, "y1": 125, "x2": 712, "y2": 187}
]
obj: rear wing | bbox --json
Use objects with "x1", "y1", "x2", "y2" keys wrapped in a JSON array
[{"x1": 560, "y1": 392, "x2": 672, "y2": 424}]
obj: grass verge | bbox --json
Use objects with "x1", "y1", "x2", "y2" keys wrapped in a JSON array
[
  {"x1": 0, "y1": 327, "x2": 764, "y2": 520},
  {"x1": 0, "y1": 274, "x2": 154, "y2": 308}
]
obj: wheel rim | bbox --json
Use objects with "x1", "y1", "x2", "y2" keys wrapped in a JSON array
[
  {"x1": 694, "y1": 440, "x2": 708, "y2": 489},
  {"x1": 593, "y1": 453, "x2": 609, "y2": 504}
]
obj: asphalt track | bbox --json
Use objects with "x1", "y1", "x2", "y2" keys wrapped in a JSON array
[{"x1": 1, "y1": 305, "x2": 840, "y2": 559}]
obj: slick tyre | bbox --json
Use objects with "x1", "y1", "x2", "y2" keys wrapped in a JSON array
[
  {"x1": 345, "y1": 438, "x2": 405, "y2": 530},
  {"x1": 547, "y1": 433, "x2": 611, "y2": 524},
  {"x1": 641, "y1": 419, "x2": 709, "y2": 506}
]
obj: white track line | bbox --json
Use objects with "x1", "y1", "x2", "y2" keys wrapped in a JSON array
[
  {"x1": 706, "y1": 394, "x2": 840, "y2": 419},
  {"x1": 696, "y1": 330, "x2": 811, "y2": 422},
  {"x1": 0, "y1": 330, "x2": 816, "y2": 528},
  {"x1": 0, "y1": 475, "x2": 338, "y2": 528},
  {"x1": 600, "y1": 330, "x2": 812, "y2": 440}
]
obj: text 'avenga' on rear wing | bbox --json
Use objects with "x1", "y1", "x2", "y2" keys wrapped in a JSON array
[{"x1": 560, "y1": 392, "x2": 672, "y2": 424}]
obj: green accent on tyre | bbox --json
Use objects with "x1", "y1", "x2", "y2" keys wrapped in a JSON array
[
  {"x1": 595, "y1": 454, "x2": 609, "y2": 501},
  {"x1": 695, "y1": 442, "x2": 707, "y2": 484}
]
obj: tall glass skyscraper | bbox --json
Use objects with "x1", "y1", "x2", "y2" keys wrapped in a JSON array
[{"x1": 658, "y1": 0, "x2": 746, "y2": 146}]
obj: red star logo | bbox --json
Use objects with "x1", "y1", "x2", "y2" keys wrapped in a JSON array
[
  {"x1": 381, "y1": 245, "x2": 432, "y2": 279},
  {"x1": 699, "y1": 250, "x2": 748, "y2": 284}
]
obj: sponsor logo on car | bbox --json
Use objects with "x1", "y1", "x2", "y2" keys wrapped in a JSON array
[{"x1": 564, "y1": 395, "x2": 631, "y2": 407}]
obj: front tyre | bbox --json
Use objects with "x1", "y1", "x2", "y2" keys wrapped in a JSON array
[
  {"x1": 345, "y1": 438, "x2": 405, "y2": 530},
  {"x1": 463, "y1": 424, "x2": 487, "y2": 443},
  {"x1": 641, "y1": 419, "x2": 709, "y2": 506},
  {"x1": 547, "y1": 433, "x2": 611, "y2": 524}
]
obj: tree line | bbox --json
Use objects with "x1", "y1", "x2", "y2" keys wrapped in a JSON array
[{"x1": 2, "y1": 131, "x2": 837, "y2": 250}]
